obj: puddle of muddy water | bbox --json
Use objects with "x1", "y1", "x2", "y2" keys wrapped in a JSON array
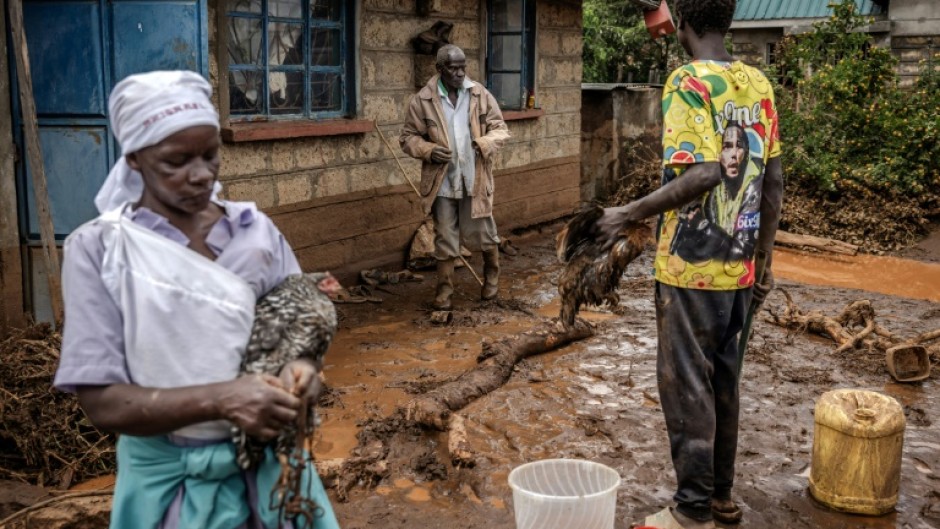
[{"x1": 775, "y1": 249, "x2": 940, "y2": 302}]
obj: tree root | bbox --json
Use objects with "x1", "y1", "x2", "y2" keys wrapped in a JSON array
[
  {"x1": 403, "y1": 318, "x2": 595, "y2": 430},
  {"x1": 768, "y1": 289, "x2": 940, "y2": 363}
]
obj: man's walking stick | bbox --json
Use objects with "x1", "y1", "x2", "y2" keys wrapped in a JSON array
[{"x1": 374, "y1": 123, "x2": 484, "y2": 287}]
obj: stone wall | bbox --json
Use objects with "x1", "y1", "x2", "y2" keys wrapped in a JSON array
[
  {"x1": 892, "y1": 36, "x2": 940, "y2": 87},
  {"x1": 731, "y1": 28, "x2": 784, "y2": 67},
  {"x1": 205, "y1": 0, "x2": 583, "y2": 278},
  {"x1": 580, "y1": 85, "x2": 662, "y2": 204}
]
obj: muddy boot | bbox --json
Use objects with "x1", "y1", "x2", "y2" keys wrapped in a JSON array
[
  {"x1": 433, "y1": 258, "x2": 455, "y2": 310},
  {"x1": 481, "y1": 247, "x2": 500, "y2": 301}
]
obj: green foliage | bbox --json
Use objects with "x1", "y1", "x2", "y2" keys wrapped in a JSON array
[
  {"x1": 582, "y1": 0, "x2": 681, "y2": 83},
  {"x1": 773, "y1": 0, "x2": 940, "y2": 198}
]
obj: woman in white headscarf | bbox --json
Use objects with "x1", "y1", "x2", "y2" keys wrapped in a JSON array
[{"x1": 53, "y1": 71, "x2": 341, "y2": 529}]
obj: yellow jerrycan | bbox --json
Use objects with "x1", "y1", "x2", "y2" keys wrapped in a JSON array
[{"x1": 809, "y1": 389, "x2": 905, "y2": 515}]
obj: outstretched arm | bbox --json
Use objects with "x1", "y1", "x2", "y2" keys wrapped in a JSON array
[{"x1": 597, "y1": 161, "x2": 721, "y2": 249}]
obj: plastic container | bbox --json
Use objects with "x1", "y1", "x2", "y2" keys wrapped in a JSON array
[
  {"x1": 508, "y1": 459, "x2": 621, "y2": 529},
  {"x1": 643, "y1": 1, "x2": 676, "y2": 39},
  {"x1": 885, "y1": 344, "x2": 930, "y2": 382},
  {"x1": 809, "y1": 389, "x2": 906, "y2": 515}
]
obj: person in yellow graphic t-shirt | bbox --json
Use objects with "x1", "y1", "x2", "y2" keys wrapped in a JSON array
[{"x1": 596, "y1": 0, "x2": 784, "y2": 527}]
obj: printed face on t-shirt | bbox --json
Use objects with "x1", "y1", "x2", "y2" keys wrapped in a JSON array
[{"x1": 720, "y1": 126, "x2": 746, "y2": 181}]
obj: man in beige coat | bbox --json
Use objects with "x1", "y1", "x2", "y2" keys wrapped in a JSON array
[{"x1": 400, "y1": 44, "x2": 510, "y2": 310}]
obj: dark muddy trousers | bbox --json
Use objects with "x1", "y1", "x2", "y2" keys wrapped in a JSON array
[{"x1": 655, "y1": 282, "x2": 752, "y2": 522}]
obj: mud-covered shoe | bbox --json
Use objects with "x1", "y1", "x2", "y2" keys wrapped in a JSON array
[
  {"x1": 481, "y1": 247, "x2": 500, "y2": 300},
  {"x1": 433, "y1": 259, "x2": 455, "y2": 310},
  {"x1": 710, "y1": 498, "x2": 742, "y2": 524}
]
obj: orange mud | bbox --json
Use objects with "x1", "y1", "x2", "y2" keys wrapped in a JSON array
[{"x1": 775, "y1": 248, "x2": 940, "y2": 302}]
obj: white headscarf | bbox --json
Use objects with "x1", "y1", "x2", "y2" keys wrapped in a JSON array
[{"x1": 94, "y1": 70, "x2": 222, "y2": 214}]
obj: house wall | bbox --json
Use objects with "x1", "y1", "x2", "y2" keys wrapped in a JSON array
[
  {"x1": 731, "y1": 28, "x2": 784, "y2": 66},
  {"x1": 889, "y1": 0, "x2": 940, "y2": 87},
  {"x1": 732, "y1": 0, "x2": 940, "y2": 84},
  {"x1": 205, "y1": 0, "x2": 583, "y2": 279},
  {"x1": 580, "y1": 86, "x2": 662, "y2": 204}
]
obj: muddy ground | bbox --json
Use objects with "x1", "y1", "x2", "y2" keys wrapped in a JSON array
[
  {"x1": 315, "y1": 223, "x2": 940, "y2": 529},
  {"x1": 2, "y1": 222, "x2": 938, "y2": 529}
]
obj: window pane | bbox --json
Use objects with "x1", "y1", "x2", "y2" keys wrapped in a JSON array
[
  {"x1": 270, "y1": 71, "x2": 304, "y2": 115},
  {"x1": 312, "y1": 0, "x2": 341, "y2": 21},
  {"x1": 311, "y1": 72, "x2": 342, "y2": 112},
  {"x1": 229, "y1": 0, "x2": 261, "y2": 14},
  {"x1": 490, "y1": 35, "x2": 522, "y2": 71},
  {"x1": 311, "y1": 28, "x2": 341, "y2": 67},
  {"x1": 230, "y1": 70, "x2": 263, "y2": 114},
  {"x1": 269, "y1": 22, "x2": 304, "y2": 66},
  {"x1": 228, "y1": 17, "x2": 263, "y2": 65},
  {"x1": 490, "y1": 72, "x2": 522, "y2": 109},
  {"x1": 491, "y1": 0, "x2": 522, "y2": 32},
  {"x1": 268, "y1": 0, "x2": 302, "y2": 18}
]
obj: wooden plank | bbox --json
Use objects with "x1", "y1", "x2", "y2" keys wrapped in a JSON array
[
  {"x1": 0, "y1": 4, "x2": 26, "y2": 334},
  {"x1": 7, "y1": 0, "x2": 62, "y2": 323},
  {"x1": 221, "y1": 119, "x2": 375, "y2": 142},
  {"x1": 775, "y1": 230, "x2": 859, "y2": 256}
]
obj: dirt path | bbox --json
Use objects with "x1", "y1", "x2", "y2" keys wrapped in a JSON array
[{"x1": 318, "y1": 225, "x2": 940, "y2": 529}]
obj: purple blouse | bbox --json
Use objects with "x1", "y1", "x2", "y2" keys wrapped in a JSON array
[{"x1": 54, "y1": 201, "x2": 301, "y2": 393}]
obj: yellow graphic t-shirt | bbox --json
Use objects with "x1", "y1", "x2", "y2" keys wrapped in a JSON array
[{"x1": 654, "y1": 60, "x2": 781, "y2": 290}]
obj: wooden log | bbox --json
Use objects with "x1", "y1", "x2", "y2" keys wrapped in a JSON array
[
  {"x1": 7, "y1": 0, "x2": 63, "y2": 323},
  {"x1": 775, "y1": 230, "x2": 859, "y2": 256},
  {"x1": 447, "y1": 414, "x2": 475, "y2": 467},
  {"x1": 404, "y1": 319, "x2": 594, "y2": 430}
]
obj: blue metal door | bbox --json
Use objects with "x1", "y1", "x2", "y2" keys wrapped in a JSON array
[{"x1": 10, "y1": 0, "x2": 207, "y2": 318}]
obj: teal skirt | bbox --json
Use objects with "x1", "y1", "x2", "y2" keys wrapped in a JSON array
[{"x1": 110, "y1": 435, "x2": 340, "y2": 529}]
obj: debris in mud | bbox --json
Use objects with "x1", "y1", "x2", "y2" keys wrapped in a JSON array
[
  {"x1": 418, "y1": 298, "x2": 536, "y2": 328},
  {"x1": 767, "y1": 290, "x2": 940, "y2": 380},
  {"x1": 407, "y1": 319, "x2": 595, "y2": 430},
  {"x1": 0, "y1": 324, "x2": 116, "y2": 489},
  {"x1": 360, "y1": 269, "x2": 424, "y2": 287}
]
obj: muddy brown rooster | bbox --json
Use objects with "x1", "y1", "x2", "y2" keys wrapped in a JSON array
[{"x1": 556, "y1": 206, "x2": 650, "y2": 328}]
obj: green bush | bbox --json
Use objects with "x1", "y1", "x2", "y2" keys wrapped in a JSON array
[{"x1": 774, "y1": 0, "x2": 940, "y2": 199}]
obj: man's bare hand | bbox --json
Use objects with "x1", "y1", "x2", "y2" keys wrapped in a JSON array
[
  {"x1": 597, "y1": 204, "x2": 638, "y2": 252},
  {"x1": 430, "y1": 146, "x2": 452, "y2": 164},
  {"x1": 752, "y1": 267, "x2": 774, "y2": 307}
]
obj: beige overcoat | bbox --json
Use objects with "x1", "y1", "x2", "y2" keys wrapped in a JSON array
[{"x1": 399, "y1": 75, "x2": 511, "y2": 219}]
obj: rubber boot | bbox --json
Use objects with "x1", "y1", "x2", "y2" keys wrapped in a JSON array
[
  {"x1": 481, "y1": 247, "x2": 500, "y2": 301},
  {"x1": 433, "y1": 258, "x2": 455, "y2": 310}
]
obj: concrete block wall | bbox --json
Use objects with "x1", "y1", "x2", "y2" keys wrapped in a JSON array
[
  {"x1": 892, "y1": 36, "x2": 940, "y2": 87},
  {"x1": 581, "y1": 86, "x2": 662, "y2": 204},
  {"x1": 203, "y1": 0, "x2": 583, "y2": 278}
]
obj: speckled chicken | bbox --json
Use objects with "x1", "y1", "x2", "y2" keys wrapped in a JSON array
[
  {"x1": 556, "y1": 206, "x2": 650, "y2": 328},
  {"x1": 233, "y1": 272, "x2": 340, "y2": 471}
]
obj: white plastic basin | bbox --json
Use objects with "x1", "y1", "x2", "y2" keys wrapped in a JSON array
[{"x1": 508, "y1": 458, "x2": 621, "y2": 529}]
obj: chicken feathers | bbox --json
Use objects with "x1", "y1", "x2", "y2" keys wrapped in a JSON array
[
  {"x1": 233, "y1": 272, "x2": 339, "y2": 470},
  {"x1": 556, "y1": 206, "x2": 650, "y2": 328}
]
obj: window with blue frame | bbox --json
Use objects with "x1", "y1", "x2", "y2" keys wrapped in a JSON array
[
  {"x1": 226, "y1": 0, "x2": 354, "y2": 119},
  {"x1": 486, "y1": 0, "x2": 536, "y2": 110}
]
